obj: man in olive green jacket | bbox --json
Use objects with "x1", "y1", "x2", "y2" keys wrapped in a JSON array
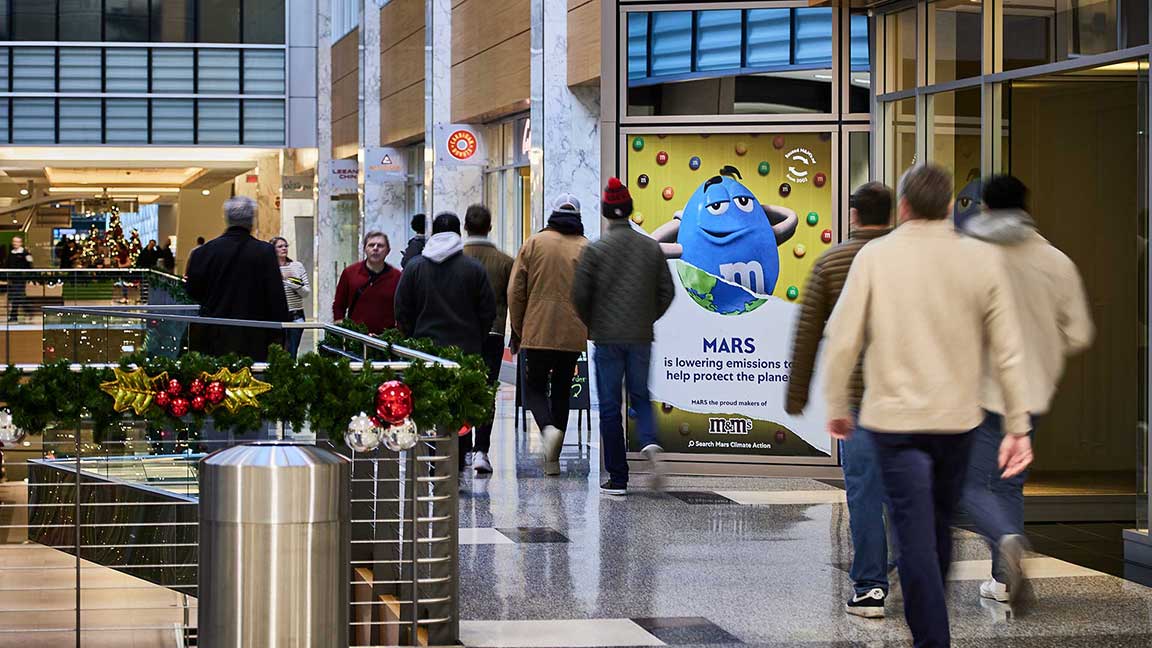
[
  {"x1": 463, "y1": 204, "x2": 514, "y2": 475},
  {"x1": 786, "y1": 182, "x2": 893, "y2": 618}
]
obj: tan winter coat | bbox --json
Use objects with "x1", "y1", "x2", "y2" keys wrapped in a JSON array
[
  {"x1": 508, "y1": 229, "x2": 589, "y2": 352},
  {"x1": 822, "y1": 219, "x2": 1031, "y2": 437}
]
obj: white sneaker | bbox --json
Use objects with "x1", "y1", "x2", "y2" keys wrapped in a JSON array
[
  {"x1": 642, "y1": 444, "x2": 665, "y2": 491},
  {"x1": 473, "y1": 451, "x2": 493, "y2": 474},
  {"x1": 980, "y1": 578, "x2": 1010, "y2": 603},
  {"x1": 999, "y1": 534, "x2": 1033, "y2": 612},
  {"x1": 542, "y1": 425, "x2": 563, "y2": 476}
]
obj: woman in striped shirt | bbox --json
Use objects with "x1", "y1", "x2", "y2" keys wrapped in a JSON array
[{"x1": 271, "y1": 237, "x2": 311, "y2": 357}]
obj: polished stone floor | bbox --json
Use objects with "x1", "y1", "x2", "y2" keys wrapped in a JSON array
[{"x1": 456, "y1": 387, "x2": 1152, "y2": 647}]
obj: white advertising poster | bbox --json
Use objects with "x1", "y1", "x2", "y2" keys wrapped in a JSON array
[
  {"x1": 328, "y1": 160, "x2": 359, "y2": 195},
  {"x1": 639, "y1": 260, "x2": 831, "y2": 458},
  {"x1": 434, "y1": 124, "x2": 486, "y2": 166}
]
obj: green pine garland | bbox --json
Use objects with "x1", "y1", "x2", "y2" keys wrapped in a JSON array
[{"x1": 0, "y1": 330, "x2": 495, "y2": 443}]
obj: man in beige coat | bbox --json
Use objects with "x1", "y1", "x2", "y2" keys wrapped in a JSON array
[
  {"x1": 958, "y1": 175, "x2": 1094, "y2": 606},
  {"x1": 822, "y1": 164, "x2": 1032, "y2": 648},
  {"x1": 509, "y1": 193, "x2": 589, "y2": 475}
]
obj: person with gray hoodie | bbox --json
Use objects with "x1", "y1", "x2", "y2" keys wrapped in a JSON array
[
  {"x1": 395, "y1": 212, "x2": 497, "y2": 473},
  {"x1": 958, "y1": 175, "x2": 1094, "y2": 607}
]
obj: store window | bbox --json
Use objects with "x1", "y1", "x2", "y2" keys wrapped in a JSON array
[
  {"x1": 243, "y1": 0, "x2": 285, "y2": 44},
  {"x1": 11, "y1": 0, "x2": 57, "y2": 41},
  {"x1": 150, "y1": 0, "x2": 195, "y2": 42},
  {"x1": 928, "y1": 87, "x2": 982, "y2": 219},
  {"x1": 883, "y1": 6, "x2": 917, "y2": 93},
  {"x1": 626, "y1": 7, "x2": 835, "y2": 116},
  {"x1": 1004, "y1": 0, "x2": 1148, "y2": 72},
  {"x1": 929, "y1": 0, "x2": 981, "y2": 84},
  {"x1": 886, "y1": 97, "x2": 916, "y2": 187},
  {"x1": 105, "y1": 0, "x2": 150, "y2": 42},
  {"x1": 482, "y1": 118, "x2": 530, "y2": 256},
  {"x1": 198, "y1": 0, "x2": 241, "y2": 42},
  {"x1": 848, "y1": 9, "x2": 871, "y2": 114},
  {"x1": 59, "y1": 0, "x2": 103, "y2": 42}
]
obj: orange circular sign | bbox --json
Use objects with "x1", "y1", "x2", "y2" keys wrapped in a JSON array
[{"x1": 447, "y1": 129, "x2": 478, "y2": 161}]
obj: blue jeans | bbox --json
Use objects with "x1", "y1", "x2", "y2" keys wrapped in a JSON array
[
  {"x1": 868, "y1": 429, "x2": 974, "y2": 648},
  {"x1": 841, "y1": 426, "x2": 890, "y2": 595},
  {"x1": 285, "y1": 310, "x2": 305, "y2": 358},
  {"x1": 960, "y1": 412, "x2": 1035, "y2": 581},
  {"x1": 595, "y1": 343, "x2": 658, "y2": 485}
]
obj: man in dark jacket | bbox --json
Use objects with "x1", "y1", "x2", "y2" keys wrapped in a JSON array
[
  {"x1": 395, "y1": 212, "x2": 496, "y2": 471},
  {"x1": 462, "y1": 204, "x2": 514, "y2": 474},
  {"x1": 785, "y1": 181, "x2": 893, "y2": 619},
  {"x1": 185, "y1": 196, "x2": 290, "y2": 362},
  {"x1": 572, "y1": 178, "x2": 675, "y2": 496},
  {"x1": 400, "y1": 213, "x2": 427, "y2": 269}
]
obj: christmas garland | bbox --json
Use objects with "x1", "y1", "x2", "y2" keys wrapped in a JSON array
[{"x1": 0, "y1": 330, "x2": 495, "y2": 443}]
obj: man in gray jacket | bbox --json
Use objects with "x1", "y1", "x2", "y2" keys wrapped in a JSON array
[
  {"x1": 572, "y1": 178, "x2": 675, "y2": 495},
  {"x1": 959, "y1": 175, "x2": 1094, "y2": 607}
]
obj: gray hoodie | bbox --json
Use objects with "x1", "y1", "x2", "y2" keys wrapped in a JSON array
[{"x1": 959, "y1": 208, "x2": 1036, "y2": 245}]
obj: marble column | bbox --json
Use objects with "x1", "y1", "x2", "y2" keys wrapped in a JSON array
[
  {"x1": 425, "y1": 0, "x2": 482, "y2": 221},
  {"x1": 531, "y1": 0, "x2": 602, "y2": 239},
  {"x1": 315, "y1": 2, "x2": 362, "y2": 322},
  {"x1": 363, "y1": 0, "x2": 410, "y2": 267}
]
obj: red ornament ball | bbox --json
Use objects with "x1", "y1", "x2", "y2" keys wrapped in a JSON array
[
  {"x1": 166, "y1": 379, "x2": 182, "y2": 397},
  {"x1": 814, "y1": 172, "x2": 827, "y2": 188},
  {"x1": 205, "y1": 381, "x2": 226, "y2": 404},
  {"x1": 772, "y1": 135, "x2": 786, "y2": 150},
  {"x1": 375, "y1": 381, "x2": 414, "y2": 426},
  {"x1": 169, "y1": 398, "x2": 190, "y2": 417},
  {"x1": 191, "y1": 396, "x2": 207, "y2": 412},
  {"x1": 656, "y1": 151, "x2": 669, "y2": 166},
  {"x1": 189, "y1": 378, "x2": 205, "y2": 395},
  {"x1": 822, "y1": 229, "x2": 833, "y2": 244},
  {"x1": 154, "y1": 391, "x2": 171, "y2": 407},
  {"x1": 662, "y1": 186, "x2": 675, "y2": 201}
]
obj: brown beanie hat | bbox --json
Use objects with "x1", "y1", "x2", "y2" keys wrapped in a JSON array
[{"x1": 602, "y1": 177, "x2": 633, "y2": 219}]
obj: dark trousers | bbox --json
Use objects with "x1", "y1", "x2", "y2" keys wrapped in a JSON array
[
  {"x1": 522, "y1": 349, "x2": 579, "y2": 433},
  {"x1": 961, "y1": 412, "x2": 1036, "y2": 580},
  {"x1": 471, "y1": 333, "x2": 505, "y2": 454},
  {"x1": 595, "y1": 343, "x2": 658, "y2": 485},
  {"x1": 867, "y1": 429, "x2": 974, "y2": 648},
  {"x1": 7, "y1": 280, "x2": 25, "y2": 321}
]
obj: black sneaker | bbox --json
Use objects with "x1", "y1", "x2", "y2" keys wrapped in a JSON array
[
  {"x1": 846, "y1": 588, "x2": 886, "y2": 618},
  {"x1": 599, "y1": 480, "x2": 627, "y2": 496}
]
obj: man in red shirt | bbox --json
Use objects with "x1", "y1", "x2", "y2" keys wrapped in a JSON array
[{"x1": 332, "y1": 231, "x2": 402, "y2": 333}]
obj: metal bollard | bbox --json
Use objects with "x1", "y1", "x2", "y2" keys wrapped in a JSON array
[{"x1": 199, "y1": 442, "x2": 351, "y2": 647}]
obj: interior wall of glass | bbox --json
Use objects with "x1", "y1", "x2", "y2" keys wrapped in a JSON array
[
  {"x1": 928, "y1": 86, "x2": 982, "y2": 218},
  {"x1": 1003, "y1": 0, "x2": 1148, "y2": 71},
  {"x1": 0, "y1": 0, "x2": 285, "y2": 43},
  {"x1": 928, "y1": 0, "x2": 981, "y2": 84}
]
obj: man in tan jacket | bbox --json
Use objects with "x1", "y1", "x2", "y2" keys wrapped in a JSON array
[
  {"x1": 958, "y1": 175, "x2": 1094, "y2": 606},
  {"x1": 509, "y1": 193, "x2": 589, "y2": 475},
  {"x1": 822, "y1": 164, "x2": 1032, "y2": 648}
]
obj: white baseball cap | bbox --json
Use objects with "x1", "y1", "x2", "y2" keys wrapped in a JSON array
[{"x1": 551, "y1": 193, "x2": 581, "y2": 215}]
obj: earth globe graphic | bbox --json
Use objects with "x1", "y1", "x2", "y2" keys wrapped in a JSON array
[{"x1": 674, "y1": 261, "x2": 768, "y2": 316}]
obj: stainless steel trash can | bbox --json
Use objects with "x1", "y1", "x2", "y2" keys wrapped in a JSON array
[{"x1": 199, "y1": 442, "x2": 351, "y2": 648}]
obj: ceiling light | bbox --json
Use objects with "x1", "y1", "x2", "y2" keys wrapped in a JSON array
[
  {"x1": 201, "y1": 189, "x2": 211, "y2": 196},
  {"x1": 813, "y1": 74, "x2": 833, "y2": 81},
  {"x1": 18, "y1": 188, "x2": 29, "y2": 196}
]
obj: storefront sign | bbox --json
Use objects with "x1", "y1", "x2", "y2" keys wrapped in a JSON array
[
  {"x1": 328, "y1": 160, "x2": 359, "y2": 194},
  {"x1": 435, "y1": 124, "x2": 485, "y2": 166},
  {"x1": 282, "y1": 175, "x2": 314, "y2": 199},
  {"x1": 366, "y1": 146, "x2": 407, "y2": 183},
  {"x1": 513, "y1": 116, "x2": 531, "y2": 167},
  {"x1": 626, "y1": 131, "x2": 835, "y2": 459}
]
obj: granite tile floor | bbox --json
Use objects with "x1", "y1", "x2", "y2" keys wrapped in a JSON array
[{"x1": 458, "y1": 387, "x2": 1152, "y2": 647}]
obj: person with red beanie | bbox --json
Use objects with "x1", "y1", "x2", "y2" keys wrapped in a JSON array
[{"x1": 572, "y1": 178, "x2": 675, "y2": 495}]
